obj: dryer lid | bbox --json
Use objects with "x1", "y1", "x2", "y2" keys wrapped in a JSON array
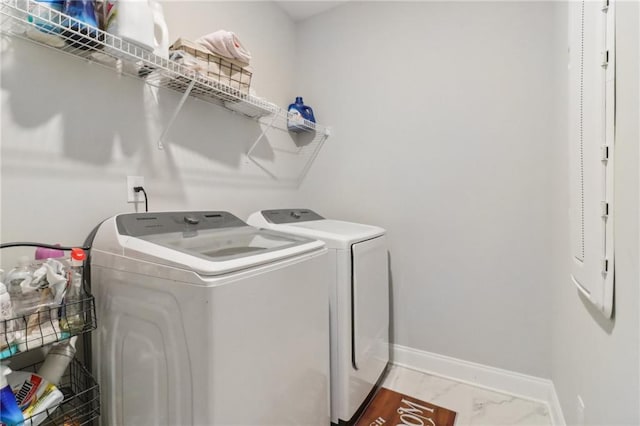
[
  {"x1": 104, "y1": 212, "x2": 324, "y2": 276},
  {"x1": 280, "y1": 220, "x2": 385, "y2": 249},
  {"x1": 250, "y1": 210, "x2": 385, "y2": 249}
]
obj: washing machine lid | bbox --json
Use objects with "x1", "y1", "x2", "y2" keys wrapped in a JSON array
[
  {"x1": 252, "y1": 210, "x2": 385, "y2": 249},
  {"x1": 105, "y1": 212, "x2": 324, "y2": 276}
]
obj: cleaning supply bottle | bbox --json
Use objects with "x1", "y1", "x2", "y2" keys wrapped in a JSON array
[
  {"x1": 37, "y1": 337, "x2": 77, "y2": 386},
  {"x1": 61, "y1": 249, "x2": 86, "y2": 333},
  {"x1": 0, "y1": 269, "x2": 19, "y2": 360},
  {"x1": 287, "y1": 97, "x2": 316, "y2": 133},
  {"x1": 6, "y1": 369, "x2": 64, "y2": 426},
  {"x1": 6, "y1": 257, "x2": 32, "y2": 294},
  {"x1": 0, "y1": 272, "x2": 15, "y2": 350},
  {"x1": 34, "y1": 246, "x2": 65, "y2": 261},
  {"x1": 150, "y1": 0, "x2": 170, "y2": 58},
  {"x1": 0, "y1": 365, "x2": 24, "y2": 426},
  {"x1": 62, "y1": 0, "x2": 101, "y2": 49},
  {"x1": 6, "y1": 256, "x2": 38, "y2": 318},
  {"x1": 26, "y1": 0, "x2": 66, "y2": 48}
]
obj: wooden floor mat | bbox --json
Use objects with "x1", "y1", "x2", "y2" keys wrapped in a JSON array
[{"x1": 355, "y1": 387, "x2": 456, "y2": 426}]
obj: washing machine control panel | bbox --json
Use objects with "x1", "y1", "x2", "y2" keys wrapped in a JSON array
[
  {"x1": 116, "y1": 211, "x2": 247, "y2": 237},
  {"x1": 262, "y1": 209, "x2": 324, "y2": 224}
]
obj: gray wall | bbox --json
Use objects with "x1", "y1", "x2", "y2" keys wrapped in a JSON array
[
  {"x1": 294, "y1": 1, "x2": 560, "y2": 378},
  {"x1": 550, "y1": 2, "x2": 640, "y2": 424}
]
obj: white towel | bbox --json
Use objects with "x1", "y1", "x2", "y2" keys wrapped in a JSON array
[{"x1": 196, "y1": 30, "x2": 251, "y2": 65}]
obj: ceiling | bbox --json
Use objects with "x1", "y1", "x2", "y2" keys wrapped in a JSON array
[{"x1": 274, "y1": 1, "x2": 348, "y2": 21}]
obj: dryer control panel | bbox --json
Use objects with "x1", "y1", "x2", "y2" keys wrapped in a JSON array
[{"x1": 261, "y1": 209, "x2": 324, "y2": 224}]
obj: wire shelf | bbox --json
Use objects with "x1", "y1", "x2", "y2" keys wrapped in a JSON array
[
  {"x1": 0, "y1": 0, "x2": 329, "y2": 132},
  {"x1": 0, "y1": 0, "x2": 331, "y2": 181},
  {"x1": 13, "y1": 357, "x2": 100, "y2": 426},
  {"x1": 1, "y1": 294, "x2": 97, "y2": 360}
]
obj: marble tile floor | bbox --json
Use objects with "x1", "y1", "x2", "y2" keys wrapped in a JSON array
[{"x1": 381, "y1": 365, "x2": 552, "y2": 426}]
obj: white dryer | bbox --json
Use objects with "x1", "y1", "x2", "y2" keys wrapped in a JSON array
[
  {"x1": 89, "y1": 211, "x2": 330, "y2": 425},
  {"x1": 247, "y1": 209, "x2": 390, "y2": 425}
]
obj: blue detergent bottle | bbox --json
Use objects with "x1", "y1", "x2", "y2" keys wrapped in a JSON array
[
  {"x1": 287, "y1": 97, "x2": 316, "y2": 133},
  {"x1": 62, "y1": 0, "x2": 101, "y2": 49},
  {"x1": 0, "y1": 366, "x2": 23, "y2": 426}
]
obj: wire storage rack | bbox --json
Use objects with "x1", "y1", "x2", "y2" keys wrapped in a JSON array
[
  {"x1": 13, "y1": 358, "x2": 100, "y2": 426},
  {"x1": 0, "y1": 240, "x2": 100, "y2": 425},
  {"x1": 1, "y1": 294, "x2": 97, "y2": 359}
]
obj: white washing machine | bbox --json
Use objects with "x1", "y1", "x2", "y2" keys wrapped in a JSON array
[
  {"x1": 89, "y1": 211, "x2": 330, "y2": 425},
  {"x1": 247, "y1": 209, "x2": 390, "y2": 425}
]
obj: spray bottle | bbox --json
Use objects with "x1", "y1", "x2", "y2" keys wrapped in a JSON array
[{"x1": 0, "y1": 365, "x2": 24, "y2": 426}]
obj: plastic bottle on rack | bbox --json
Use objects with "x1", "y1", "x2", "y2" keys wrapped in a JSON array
[
  {"x1": 0, "y1": 365, "x2": 24, "y2": 426},
  {"x1": 62, "y1": 0, "x2": 101, "y2": 49},
  {"x1": 26, "y1": 0, "x2": 66, "y2": 48},
  {"x1": 6, "y1": 256, "x2": 39, "y2": 318},
  {"x1": 0, "y1": 270, "x2": 16, "y2": 350},
  {"x1": 6, "y1": 257, "x2": 32, "y2": 293},
  {"x1": 61, "y1": 249, "x2": 86, "y2": 333},
  {"x1": 34, "y1": 245, "x2": 65, "y2": 261},
  {"x1": 287, "y1": 97, "x2": 316, "y2": 133},
  {"x1": 38, "y1": 336, "x2": 77, "y2": 386}
]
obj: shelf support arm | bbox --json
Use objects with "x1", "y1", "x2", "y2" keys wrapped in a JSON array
[
  {"x1": 245, "y1": 114, "x2": 280, "y2": 178},
  {"x1": 297, "y1": 127, "x2": 331, "y2": 186},
  {"x1": 157, "y1": 79, "x2": 197, "y2": 150}
]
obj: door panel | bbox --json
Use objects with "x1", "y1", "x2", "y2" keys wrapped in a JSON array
[{"x1": 351, "y1": 236, "x2": 389, "y2": 374}]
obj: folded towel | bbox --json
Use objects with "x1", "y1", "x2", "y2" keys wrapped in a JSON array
[{"x1": 196, "y1": 30, "x2": 251, "y2": 65}]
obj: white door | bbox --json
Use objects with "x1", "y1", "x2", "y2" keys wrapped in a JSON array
[{"x1": 568, "y1": 0, "x2": 615, "y2": 317}]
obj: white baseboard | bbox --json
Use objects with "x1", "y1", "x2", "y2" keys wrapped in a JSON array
[{"x1": 391, "y1": 344, "x2": 566, "y2": 426}]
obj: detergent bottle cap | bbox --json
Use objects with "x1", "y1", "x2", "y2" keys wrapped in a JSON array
[{"x1": 71, "y1": 248, "x2": 86, "y2": 262}]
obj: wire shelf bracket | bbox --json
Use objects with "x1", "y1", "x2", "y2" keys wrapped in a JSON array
[
  {"x1": 246, "y1": 124, "x2": 331, "y2": 185},
  {"x1": 298, "y1": 127, "x2": 331, "y2": 184},
  {"x1": 157, "y1": 79, "x2": 196, "y2": 150},
  {"x1": 245, "y1": 113, "x2": 280, "y2": 179}
]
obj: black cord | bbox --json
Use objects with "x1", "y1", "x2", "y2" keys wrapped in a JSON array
[
  {"x1": 0, "y1": 242, "x2": 91, "y2": 250},
  {"x1": 134, "y1": 186, "x2": 148, "y2": 212}
]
